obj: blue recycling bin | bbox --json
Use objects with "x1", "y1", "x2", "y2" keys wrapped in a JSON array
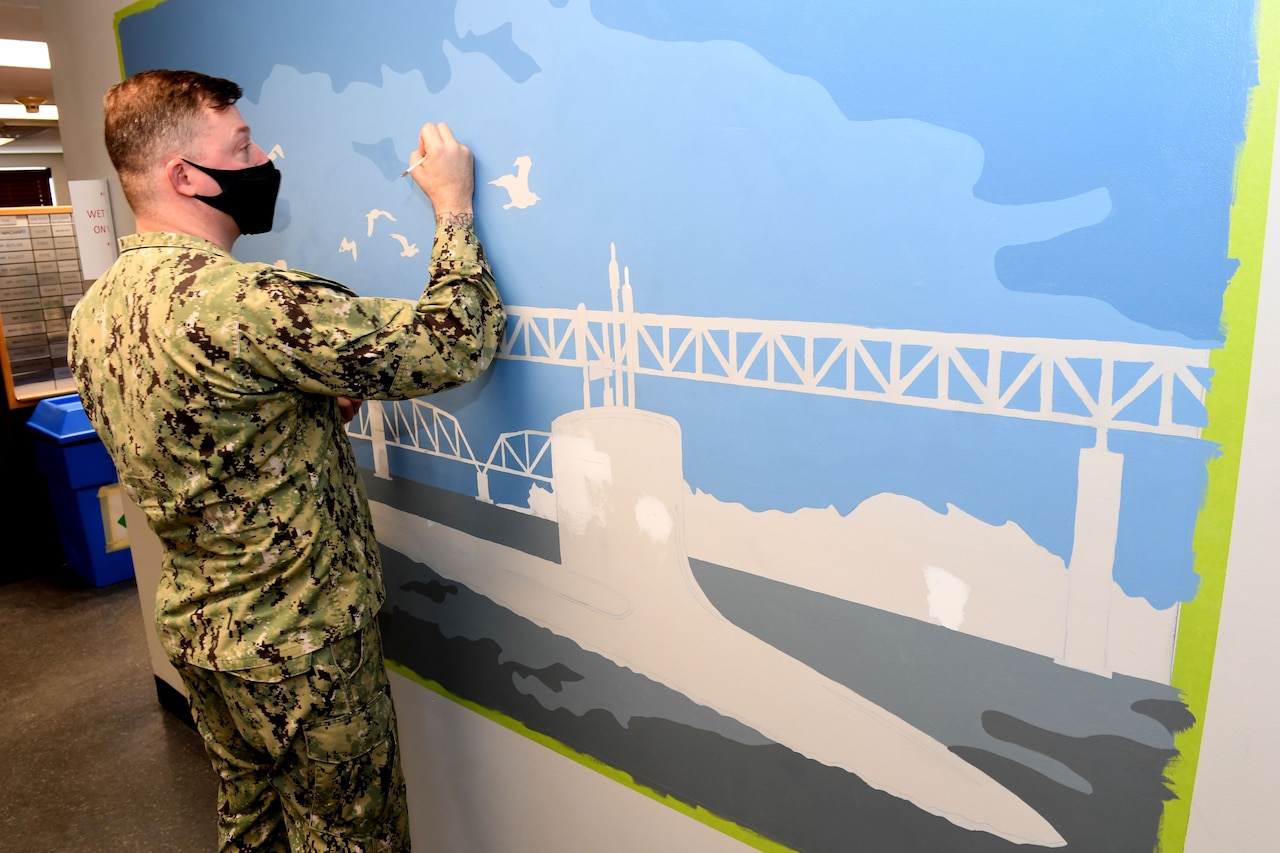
[{"x1": 27, "y1": 393, "x2": 134, "y2": 586}]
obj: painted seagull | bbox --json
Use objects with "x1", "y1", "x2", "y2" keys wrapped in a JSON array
[
  {"x1": 390, "y1": 233, "x2": 420, "y2": 258},
  {"x1": 489, "y1": 155, "x2": 540, "y2": 210},
  {"x1": 366, "y1": 208, "x2": 397, "y2": 237}
]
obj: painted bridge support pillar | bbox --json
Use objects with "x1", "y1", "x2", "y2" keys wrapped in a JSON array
[
  {"x1": 368, "y1": 400, "x2": 391, "y2": 480},
  {"x1": 1060, "y1": 440, "x2": 1125, "y2": 676}
]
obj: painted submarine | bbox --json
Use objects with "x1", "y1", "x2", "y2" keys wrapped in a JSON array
[{"x1": 373, "y1": 403, "x2": 1067, "y2": 847}]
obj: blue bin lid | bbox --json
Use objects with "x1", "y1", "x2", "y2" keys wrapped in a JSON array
[{"x1": 27, "y1": 393, "x2": 100, "y2": 445}]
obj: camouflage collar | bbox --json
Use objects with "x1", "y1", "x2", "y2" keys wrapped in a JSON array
[{"x1": 119, "y1": 231, "x2": 233, "y2": 259}]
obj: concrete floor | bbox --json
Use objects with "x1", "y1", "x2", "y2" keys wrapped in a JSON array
[{"x1": 0, "y1": 567, "x2": 219, "y2": 852}]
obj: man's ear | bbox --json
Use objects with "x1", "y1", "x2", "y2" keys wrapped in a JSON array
[{"x1": 166, "y1": 157, "x2": 203, "y2": 198}]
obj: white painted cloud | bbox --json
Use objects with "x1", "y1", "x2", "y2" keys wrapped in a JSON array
[
  {"x1": 923, "y1": 565, "x2": 970, "y2": 630},
  {"x1": 634, "y1": 495, "x2": 674, "y2": 544},
  {"x1": 527, "y1": 483, "x2": 558, "y2": 520},
  {"x1": 552, "y1": 430, "x2": 613, "y2": 536}
]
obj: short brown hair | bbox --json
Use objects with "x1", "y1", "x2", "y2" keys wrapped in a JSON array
[{"x1": 104, "y1": 69, "x2": 242, "y2": 208}]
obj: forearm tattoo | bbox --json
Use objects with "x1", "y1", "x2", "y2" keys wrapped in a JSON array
[{"x1": 436, "y1": 211, "x2": 475, "y2": 229}]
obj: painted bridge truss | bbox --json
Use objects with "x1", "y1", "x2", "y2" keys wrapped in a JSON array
[
  {"x1": 352, "y1": 247, "x2": 1213, "y2": 488},
  {"x1": 499, "y1": 305, "x2": 1212, "y2": 441}
]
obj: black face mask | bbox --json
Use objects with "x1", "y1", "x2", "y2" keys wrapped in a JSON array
[{"x1": 183, "y1": 159, "x2": 281, "y2": 235}]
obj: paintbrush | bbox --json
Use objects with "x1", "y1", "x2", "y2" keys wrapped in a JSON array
[{"x1": 398, "y1": 153, "x2": 428, "y2": 178}]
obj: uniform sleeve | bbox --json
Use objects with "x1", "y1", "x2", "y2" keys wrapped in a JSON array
[{"x1": 235, "y1": 218, "x2": 505, "y2": 400}]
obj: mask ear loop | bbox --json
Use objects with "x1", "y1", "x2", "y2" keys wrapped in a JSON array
[{"x1": 168, "y1": 158, "x2": 208, "y2": 200}]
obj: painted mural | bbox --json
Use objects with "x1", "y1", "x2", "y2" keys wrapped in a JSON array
[{"x1": 116, "y1": 0, "x2": 1274, "y2": 850}]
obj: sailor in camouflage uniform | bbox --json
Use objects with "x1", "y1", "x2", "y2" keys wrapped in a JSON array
[{"x1": 68, "y1": 69, "x2": 505, "y2": 852}]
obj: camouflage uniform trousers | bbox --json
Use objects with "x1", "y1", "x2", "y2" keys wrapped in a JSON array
[{"x1": 174, "y1": 623, "x2": 410, "y2": 852}]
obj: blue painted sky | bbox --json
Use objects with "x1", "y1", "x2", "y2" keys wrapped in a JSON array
[
  {"x1": 591, "y1": 0, "x2": 1257, "y2": 343},
  {"x1": 117, "y1": 0, "x2": 1258, "y2": 607}
]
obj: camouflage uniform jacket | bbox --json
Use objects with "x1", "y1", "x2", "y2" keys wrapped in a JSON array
[{"x1": 68, "y1": 224, "x2": 503, "y2": 671}]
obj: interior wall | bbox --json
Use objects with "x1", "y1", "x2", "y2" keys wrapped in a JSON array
[
  {"x1": 36, "y1": 1, "x2": 1280, "y2": 851},
  {"x1": 41, "y1": 0, "x2": 134, "y2": 237}
]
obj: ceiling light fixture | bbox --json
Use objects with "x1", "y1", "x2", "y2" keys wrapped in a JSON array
[
  {"x1": 0, "y1": 125, "x2": 46, "y2": 146},
  {"x1": 0, "y1": 39, "x2": 51, "y2": 70},
  {"x1": 15, "y1": 95, "x2": 46, "y2": 113},
  {"x1": 0, "y1": 104, "x2": 59, "y2": 121}
]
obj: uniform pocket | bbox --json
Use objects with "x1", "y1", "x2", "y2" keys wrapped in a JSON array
[
  {"x1": 231, "y1": 653, "x2": 314, "y2": 684},
  {"x1": 303, "y1": 690, "x2": 395, "y2": 828}
]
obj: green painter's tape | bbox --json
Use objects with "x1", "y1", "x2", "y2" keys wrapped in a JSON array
[
  {"x1": 112, "y1": 0, "x2": 168, "y2": 80},
  {"x1": 1161, "y1": 2, "x2": 1280, "y2": 851}
]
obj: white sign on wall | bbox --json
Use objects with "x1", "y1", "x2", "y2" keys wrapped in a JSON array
[{"x1": 68, "y1": 178, "x2": 118, "y2": 279}]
